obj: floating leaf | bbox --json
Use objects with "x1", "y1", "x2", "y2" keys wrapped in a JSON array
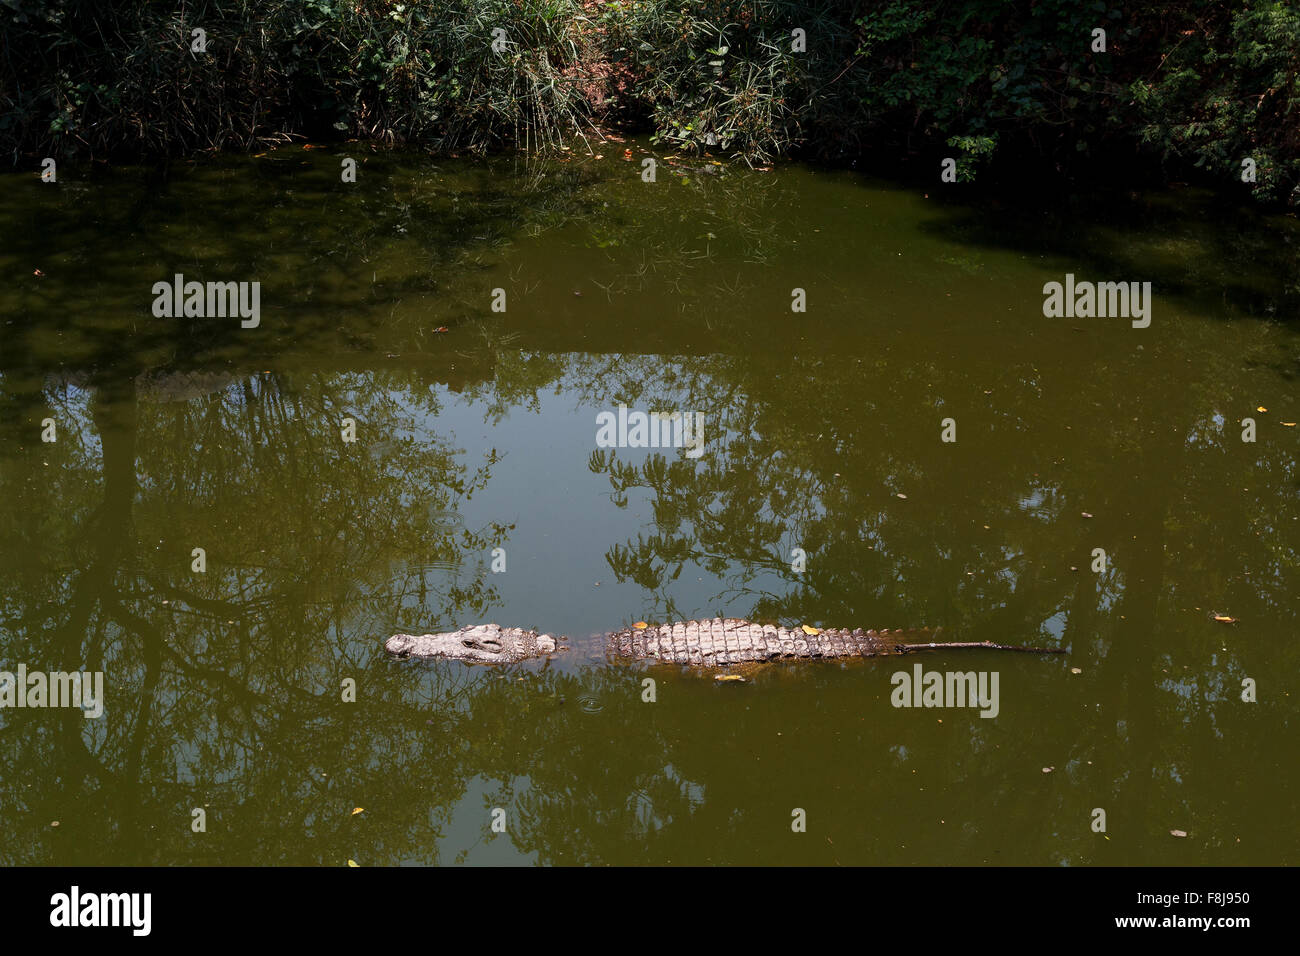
[
  {"x1": 633, "y1": 621, "x2": 648, "y2": 629},
  {"x1": 896, "y1": 493, "x2": 907, "y2": 499},
  {"x1": 347, "y1": 859, "x2": 360, "y2": 867},
  {"x1": 1070, "y1": 667, "x2": 1083, "y2": 674},
  {"x1": 1257, "y1": 406, "x2": 1267, "y2": 412},
  {"x1": 1283, "y1": 422, "x2": 1297, "y2": 427},
  {"x1": 1213, "y1": 614, "x2": 1238, "y2": 624},
  {"x1": 351, "y1": 807, "x2": 365, "y2": 815},
  {"x1": 1170, "y1": 829, "x2": 1187, "y2": 838},
  {"x1": 714, "y1": 674, "x2": 746, "y2": 682},
  {"x1": 1042, "y1": 766, "x2": 1054, "y2": 773},
  {"x1": 801, "y1": 624, "x2": 820, "y2": 635}
]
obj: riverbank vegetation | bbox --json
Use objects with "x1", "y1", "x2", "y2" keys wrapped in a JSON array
[{"x1": 2, "y1": 1, "x2": 1297, "y2": 203}]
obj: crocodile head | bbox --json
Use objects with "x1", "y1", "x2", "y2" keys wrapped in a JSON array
[{"x1": 385, "y1": 624, "x2": 556, "y2": 663}]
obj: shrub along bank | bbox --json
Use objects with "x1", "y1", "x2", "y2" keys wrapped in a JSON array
[{"x1": 2, "y1": 1, "x2": 1297, "y2": 204}]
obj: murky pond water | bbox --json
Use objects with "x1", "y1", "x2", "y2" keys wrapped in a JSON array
[{"x1": 1, "y1": 145, "x2": 1297, "y2": 865}]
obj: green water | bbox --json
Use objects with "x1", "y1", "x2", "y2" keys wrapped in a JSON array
[{"x1": 1, "y1": 145, "x2": 1297, "y2": 865}]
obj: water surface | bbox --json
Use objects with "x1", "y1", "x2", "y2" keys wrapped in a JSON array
[{"x1": 1, "y1": 145, "x2": 1297, "y2": 865}]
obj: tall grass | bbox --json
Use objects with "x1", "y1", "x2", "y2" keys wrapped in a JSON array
[
  {"x1": 0, "y1": 0, "x2": 604, "y2": 158},
  {"x1": 600, "y1": 1, "x2": 862, "y2": 164},
  {"x1": 2, "y1": 0, "x2": 1297, "y2": 204}
]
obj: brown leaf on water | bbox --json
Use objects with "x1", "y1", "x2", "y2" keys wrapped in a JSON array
[
  {"x1": 433, "y1": 326, "x2": 449, "y2": 333},
  {"x1": 801, "y1": 624, "x2": 820, "y2": 635},
  {"x1": 33, "y1": 269, "x2": 44, "y2": 277}
]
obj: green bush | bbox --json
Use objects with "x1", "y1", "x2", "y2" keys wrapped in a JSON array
[
  {"x1": 1130, "y1": 1, "x2": 1300, "y2": 204},
  {"x1": 0, "y1": 0, "x2": 600, "y2": 156},
  {"x1": 1, "y1": 0, "x2": 1297, "y2": 204},
  {"x1": 598, "y1": 1, "x2": 860, "y2": 165}
]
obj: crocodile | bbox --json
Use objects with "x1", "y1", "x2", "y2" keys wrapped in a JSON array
[{"x1": 384, "y1": 618, "x2": 1064, "y2": 667}]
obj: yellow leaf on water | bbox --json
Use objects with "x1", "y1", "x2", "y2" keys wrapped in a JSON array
[
  {"x1": 1283, "y1": 422, "x2": 1297, "y2": 427},
  {"x1": 1257, "y1": 406, "x2": 1267, "y2": 412},
  {"x1": 633, "y1": 621, "x2": 648, "y2": 629},
  {"x1": 351, "y1": 807, "x2": 364, "y2": 815},
  {"x1": 1213, "y1": 615, "x2": 1238, "y2": 623},
  {"x1": 801, "y1": 624, "x2": 820, "y2": 635},
  {"x1": 347, "y1": 859, "x2": 360, "y2": 867},
  {"x1": 714, "y1": 674, "x2": 746, "y2": 682}
]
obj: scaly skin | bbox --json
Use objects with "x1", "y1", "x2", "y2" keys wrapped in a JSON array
[{"x1": 385, "y1": 618, "x2": 1063, "y2": 666}]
